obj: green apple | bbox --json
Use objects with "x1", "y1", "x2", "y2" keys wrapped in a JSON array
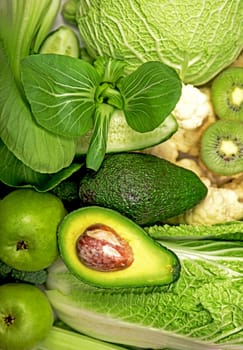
[
  {"x1": 0, "y1": 189, "x2": 66, "y2": 271},
  {"x1": 0, "y1": 283, "x2": 54, "y2": 350}
]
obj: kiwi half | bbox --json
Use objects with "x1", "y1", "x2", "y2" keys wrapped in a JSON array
[
  {"x1": 200, "y1": 120, "x2": 243, "y2": 175},
  {"x1": 211, "y1": 67, "x2": 243, "y2": 122}
]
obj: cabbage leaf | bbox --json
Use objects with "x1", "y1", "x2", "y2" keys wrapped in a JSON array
[
  {"x1": 76, "y1": 0, "x2": 243, "y2": 85},
  {"x1": 46, "y1": 239, "x2": 243, "y2": 350},
  {"x1": 146, "y1": 221, "x2": 243, "y2": 241}
]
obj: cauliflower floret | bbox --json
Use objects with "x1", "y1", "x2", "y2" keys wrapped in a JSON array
[
  {"x1": 143, "y1": 86, "x2": 216, "y2": 161},
  {"x1": 142, "y1": 137, "x2": 179, "y2": 163},
  {"x1": 143, "y1": 111, "x2": 216, "y2": 162},
  {"x1": 222, "y1": 174, "x2": 243, "y2": 201},
  {"x1": 166, "y1": 186, "x2": 243, "y2": 225},
  {"x1": 173, "y1": 84, "x2": 213, "y2": 130}
]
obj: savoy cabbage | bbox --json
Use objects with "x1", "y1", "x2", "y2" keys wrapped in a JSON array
[{"x1": 75, "y1": 0, "x2": 243, "y2": 85}]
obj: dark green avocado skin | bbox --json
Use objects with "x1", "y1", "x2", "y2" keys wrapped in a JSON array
[{"x1": 79, "y1": 152, "x2": 208, "y2": 226}]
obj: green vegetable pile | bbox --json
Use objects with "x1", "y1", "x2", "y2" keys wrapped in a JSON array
[
  {"x1": 0, "y1": 1, "x2": 242, "y2": 350},
  {"x1": 0, "y1": 0, "x2": 182, "y2": 187}
]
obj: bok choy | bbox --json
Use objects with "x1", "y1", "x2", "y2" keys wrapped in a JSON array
[
  {"x1": 21, "y1": 55, "x2": 182, "y2": 170},
  {"x1": 0, "y1": 0, "x2": 78, "y2": 187},
  {"x1": 46, "y1": 239, "x2": 243, "y2": 350}
]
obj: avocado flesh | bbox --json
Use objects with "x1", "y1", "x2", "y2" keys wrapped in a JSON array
[
  {"x1": 79, "y1": 153, "x2": 208, "y2": 226},
  {"x1": 58, "y1": 206, "x2": 180, "y2": 288}
]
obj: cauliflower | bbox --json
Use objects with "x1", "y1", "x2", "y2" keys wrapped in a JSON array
[
  {"x1": 222, "y1": 174, "x2": 243, "y2": 201},
  {"x1": 164, "y1": 159, "x2": 243, "y2": 225},
  {"x1": 173, "y1": 84, "x2": 213, "y2": 130},
  {"x1": 142, "y1": 137, "x2": 179, "y2": 163},
  {"x1": 166, "y1": 185, "x2": 243, "y2": 225},
  {"x1": 143, "y1": 109, "x2": 216, "y2": 162},
  {"x1": 143, "y1": 85, "x2": 216, "y2": 162}
]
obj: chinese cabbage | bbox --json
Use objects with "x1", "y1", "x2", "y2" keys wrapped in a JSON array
[{"x1": 46, "y1": 239, "x2": 243, "y2": 350}]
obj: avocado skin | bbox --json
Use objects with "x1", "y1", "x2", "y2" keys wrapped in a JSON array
[{"x1": 79, "y1": 153, "x2": 208, "y2": 226}]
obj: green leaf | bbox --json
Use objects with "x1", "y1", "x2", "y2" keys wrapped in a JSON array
[
  {"x1": 46, "y1": 241, "x2": 243, "y2": 349},
  {"x1": 86, "y1": 104, "x2": 114, "y2": 170},
  {"x1": 146, "y1": 221, "x2": 243, "y2": 241},
  {"x1": 0, "y1": 41, "x2": 76, "y2": 174},
  {"x1": 0, "y1": 0, "x2": 59, "y2": 90},
  {"x1": 94, "y1": 56, "x2": 127, "y2": 83},
  {"x1": 32, "y1": 0, "x2": 61, "y2": 53},
  {"x1": 21, "y1": 54, "x2": 101, "y2": 137},
  {"x1": 118, "y1": 61, "x2": 182, "y2": 132},
  {"x1": 0, "y1": 139, "x2": 82, "y2": 192}
]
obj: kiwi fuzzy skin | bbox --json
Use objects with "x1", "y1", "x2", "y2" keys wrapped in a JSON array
[
  {"x1": 200, "y1": 120, "x2": 243, "y2": 176},
  {"x1": 211, "y1": 67, "x2": 243, "y2": 122}
]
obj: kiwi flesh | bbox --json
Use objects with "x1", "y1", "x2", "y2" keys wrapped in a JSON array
[
  {"x1": 200, "y1": 120, "x2": 243, "y2": 176},
  {"x1": 211, "y1": 67, "x2": 243, "y2": 122}
]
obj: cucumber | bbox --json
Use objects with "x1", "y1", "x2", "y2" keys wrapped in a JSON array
[
  {"x1": 75, "y1": 111, "x2": 178, "y2": 156},
  {"x1": 39, "y1": 25, "x2": 80, "y2": 57}
]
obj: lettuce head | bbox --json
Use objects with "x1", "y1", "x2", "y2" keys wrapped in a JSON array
[{"x1": 76, "y1": 0, "x2": 243, "y2": 85}]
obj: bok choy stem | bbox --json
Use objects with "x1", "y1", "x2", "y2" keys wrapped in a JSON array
[{"x1": 86, "y1": 103, "x2": 115, "y2": 171}]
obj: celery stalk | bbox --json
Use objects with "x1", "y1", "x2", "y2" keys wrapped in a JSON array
[{"x1": 36, "y1": 326, "x2": 130, "y2": 350}]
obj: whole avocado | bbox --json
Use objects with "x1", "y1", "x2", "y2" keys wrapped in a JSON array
[{"x1": 79, "y1": 152, "x2": 208, "y2": 226}]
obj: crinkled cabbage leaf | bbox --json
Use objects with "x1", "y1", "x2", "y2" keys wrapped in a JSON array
[
  {"x1": 46, "y1": 239, "x2": 243, "y2": 350},
  {"x1": 76, "y1": 0, "x2": 243, "y2": 85}
]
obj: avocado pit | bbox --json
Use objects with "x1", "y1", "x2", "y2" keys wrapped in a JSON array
[{"x1": 76, "y1": 223, "x2": 134, "y2": 272}]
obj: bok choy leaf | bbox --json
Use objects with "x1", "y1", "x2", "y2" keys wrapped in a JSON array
[
  {"x1": 21, "y1": 54, "x2": 182, "y2": 170},
  {"x1": 0, "y1": 0, "x2": 77, "y2": 177},
  {"x1": 0, "y1": 139, "x2": 82, "y2": 191}
]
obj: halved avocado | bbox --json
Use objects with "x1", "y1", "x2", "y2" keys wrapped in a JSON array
[{"x1": 58, "y1": 206, "x2": 180, "y2": 288}]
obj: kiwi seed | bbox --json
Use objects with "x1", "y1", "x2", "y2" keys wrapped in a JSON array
[
  {"x1": 211, "y1": 67, "x2": 243, "y2": 122},
  {"x1": 200, "y1": 120, "x2": 243, "y2": 176}
]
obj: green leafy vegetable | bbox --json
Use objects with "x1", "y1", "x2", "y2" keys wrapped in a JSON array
[
  {"x1": 0, "y1": 0, "x2": 77, "y2": 177},
  {"x1": 75, "y1": 0, "x2": 243, "y2": 85},
  {"x1": 118, "y1": 61, "x2": 181, "y2": 132},
  {"x1": 32, "y1": 0, "x2": 61, "y2": 54},
  {"x1": 0, "y1": 139, "x2": 83, "y2": 192},
  {"x1": 21, "y1": 54, "x2": 182, "y2": 170},
  {"x1": 0, "y1": 0, "x2": 60, "y2": 89},
  {"x1": 146, "y1": 221, "x2": 243, "y2": 241},
  {"x1": 46, "y1": 239, "x2": 243, "y2": 350},
  {"x1": 21, "y1": 54, "x2": 99, "y2": 137}
]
